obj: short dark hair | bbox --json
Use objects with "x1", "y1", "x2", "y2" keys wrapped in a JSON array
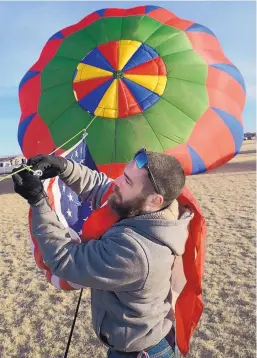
[{"x1": 145, "y1": 151, "x2": 185, "y2": 207}]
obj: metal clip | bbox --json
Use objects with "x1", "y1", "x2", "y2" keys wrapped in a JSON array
[
  {"x1": 22, "y1": 165, "x2": 43, "y2": 178},
  {"x1": 33, "y1": 169, "x2": 43, "y2": 177}
]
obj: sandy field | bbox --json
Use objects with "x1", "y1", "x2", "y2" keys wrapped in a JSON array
[{"x1": 0, "y1": 141, "x2": 256, "y2": 358}]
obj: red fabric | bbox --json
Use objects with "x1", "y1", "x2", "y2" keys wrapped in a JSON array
[
  {"x1": 19, "y1": 73, "x2": 41, "y2": 115},
  {"x1": 81, "y1": 185, "x2": 206, "y2": 355},
  {"x1": 30, "y1": 38, "x2": 64, "y2": 72},
  {"x1": 61, "y1": 12, "x2": 101, "y2": 37},
  {"x1": 123, "y1": 57, "x2": 167, "y2": 76},
  {"x1": 59, "y1": 279, "x2": 74, "y2": 290},
  {"x1": 118, "y1": 80, "x2": 142, "y2": 117},
  {"x1": 21, "y1": 114, "x2": 55, "y2": 158},
  {"x1": 97, "y1": 163, "x2": 126, "y2": 179},
  {"x1": 82, "y1": 183, "x2": 119, "y2": 241},
  {"x1": 104, "y1": 8, "x2": 126, "y2": 17},
  {"x1": 126, "y1": 6, "x2": 147, "y2": 16},
  {"x1": 98, "y1": 41, "x2": 119, "y2": 71},
  {"x1": 46, "y1": 178, "x2": 57, "y2": 210},
  {"x1": 45, "y1": 270, "x2": 52, "y2": 283},
  {"x1": 176, "y1": 186, "x2": 206, "y2": 355},
  {"x1": 73, "y1": 76, "x2": 113, "y2": 100}
]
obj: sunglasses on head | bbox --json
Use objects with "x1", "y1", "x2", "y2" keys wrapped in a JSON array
[{"x1": 134, "y1": 148, "x2": 160, "y2": 194}]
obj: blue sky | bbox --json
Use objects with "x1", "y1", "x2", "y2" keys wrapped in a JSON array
[{"x1": 0, "y1": 1, "x2": 256, "y2": 156}]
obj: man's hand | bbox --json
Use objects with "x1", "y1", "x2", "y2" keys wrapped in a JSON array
[
  {"x1": 27, "y1": 154, "x2": 68, "y2": 180},
  {"x1": 12, "y1": 167, "x2": 47, "y2": 205}
]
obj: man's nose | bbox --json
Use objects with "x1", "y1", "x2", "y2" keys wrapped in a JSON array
[{"x1": 114, "y1": 174, "x2": 123, "y2": 186}]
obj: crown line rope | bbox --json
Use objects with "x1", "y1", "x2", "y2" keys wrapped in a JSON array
[{"x1": 0, "y1": 113, "x2": 98, "y2": 182}]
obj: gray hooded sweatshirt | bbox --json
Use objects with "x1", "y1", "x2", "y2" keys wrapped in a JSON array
[{"x1": 31, "y1": 160, "x2": 193, "y2": 352}]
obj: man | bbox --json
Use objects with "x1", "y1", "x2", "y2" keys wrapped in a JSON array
[{"x1": 13, "y1": 149, "x2": 193, "y2": 358}]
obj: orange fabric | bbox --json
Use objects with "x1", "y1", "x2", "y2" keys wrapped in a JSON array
[
  {"x1": 165, "y1": 144, "x2": 192, "y2": 176},
  {"x1": 207, "y1": 67, "x2": 245, "y2": 115},
  {"x1": 148, "y1": 8, "x2": 176, "y2": 23},
  {"x1": 166, "y1": 18, "x2": 194, "y2": 31},
  {"x1": 187, "y1": 32, "x2": 222, "y2": 52},
  {"x1": 208, "y1": 87, "x2": 242, "y2": 120},
  {"x1": 193, "y1": 48, "x2": 232, "y2": 65},
  {"x1": 81, "y1": 185, "x2": 206, "y2": 355},
  {"x1": 187, "y1": 107, "x2": 236, "y2": 171}
]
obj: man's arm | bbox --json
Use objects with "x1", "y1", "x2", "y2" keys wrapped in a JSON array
[
  {"x1": 59, "y1": 160, "x2": 113, "y2": 209},
  {"x1": 31, "y1": 199, "x2": 148, "y2": 291}
]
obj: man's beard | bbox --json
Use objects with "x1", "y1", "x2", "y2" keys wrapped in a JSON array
[{"x1": 108, "y1": 187, "x2": 147, "y2": 219}]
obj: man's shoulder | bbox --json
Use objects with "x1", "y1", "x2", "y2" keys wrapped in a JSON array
[
  {"x1": 102, "y1": 224, "x2": 149, "y2": 256},
  {"x1": 104, "y1": 220, "x2": 145, "y2": 239},
  {"x1": 103, "y1": 224, "x2": 145, "y2": 245},
  {"x1": 103, "y1": 222, "x2": 161, "y2": 262}
]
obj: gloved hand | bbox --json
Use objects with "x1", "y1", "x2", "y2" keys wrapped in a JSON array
[
  {"x1": 12, "y1": 167, "x2": 47, "y2": 205},
  {"x1": 27, "y1": 154, "x2": 68, "y2": 180}
]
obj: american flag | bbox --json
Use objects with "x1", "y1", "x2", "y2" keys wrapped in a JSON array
[{"x1": 29, "y1": 134, "x2": 98, "y2": 290}]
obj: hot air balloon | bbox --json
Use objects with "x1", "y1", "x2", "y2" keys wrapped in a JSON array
[
  {"x1": 18, "y1": 5, "x2": 246, "y2": 177},
  {"x1": 17, "y1": 5, "x2": 246, "y2": 356}
]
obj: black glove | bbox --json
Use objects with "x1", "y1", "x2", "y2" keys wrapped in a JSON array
[
  {"x1": 27, "y1": 154, "x2": 68, "y2": 180},
  {"x1": 12, "y1": 167, "x2": 47, "y2": 205}
]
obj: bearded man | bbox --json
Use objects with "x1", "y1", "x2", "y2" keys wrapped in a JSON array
[{"x1": 12, "y1": 149, "x2": 193, "y2": 358}]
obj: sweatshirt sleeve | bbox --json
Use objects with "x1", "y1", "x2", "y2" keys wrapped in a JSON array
[
  {"x1": 59, "y1": 160, "x2": 113, "y2": 209},
  {"x1": 30, "y1": 199, "x2": 148, "y2": 292}
]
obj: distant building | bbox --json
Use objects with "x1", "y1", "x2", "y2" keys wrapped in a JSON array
[
  {"x1": 0, "y1": 155, "x2": 27, "y2": 175},
  {"x1": 10, "y1": 155, "x2": 27, "y2": 166},
  {"x1": 244, "y1": 132, "x2": 256, "y2": 140}
]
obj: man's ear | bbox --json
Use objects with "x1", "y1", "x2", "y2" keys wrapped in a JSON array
[{"x1": 150, "y1": 194, "x2": 164, "y2": 208}]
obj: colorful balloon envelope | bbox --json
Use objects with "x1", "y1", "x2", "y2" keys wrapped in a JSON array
[{"x1": 18, "y1": 5, "x2": 246, "y2": 176}]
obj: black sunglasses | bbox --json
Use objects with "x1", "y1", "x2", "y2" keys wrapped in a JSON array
[{"x1": 134, "y1": 148, "x2": 160, "y2": 194}]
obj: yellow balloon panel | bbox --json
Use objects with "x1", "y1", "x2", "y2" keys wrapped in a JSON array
[
  {"x1": 94, "y1": 79, "x2": 118, "y2": 119},
  {"x1": 74, "y1": 63, "x2": 112, "y2": 82},
  {"x1": 118, "y1": 40, "x2": 141, "y2": 71},
  {"x1": 124, "y1": 74, "x2": 167, "y2": 96}
]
